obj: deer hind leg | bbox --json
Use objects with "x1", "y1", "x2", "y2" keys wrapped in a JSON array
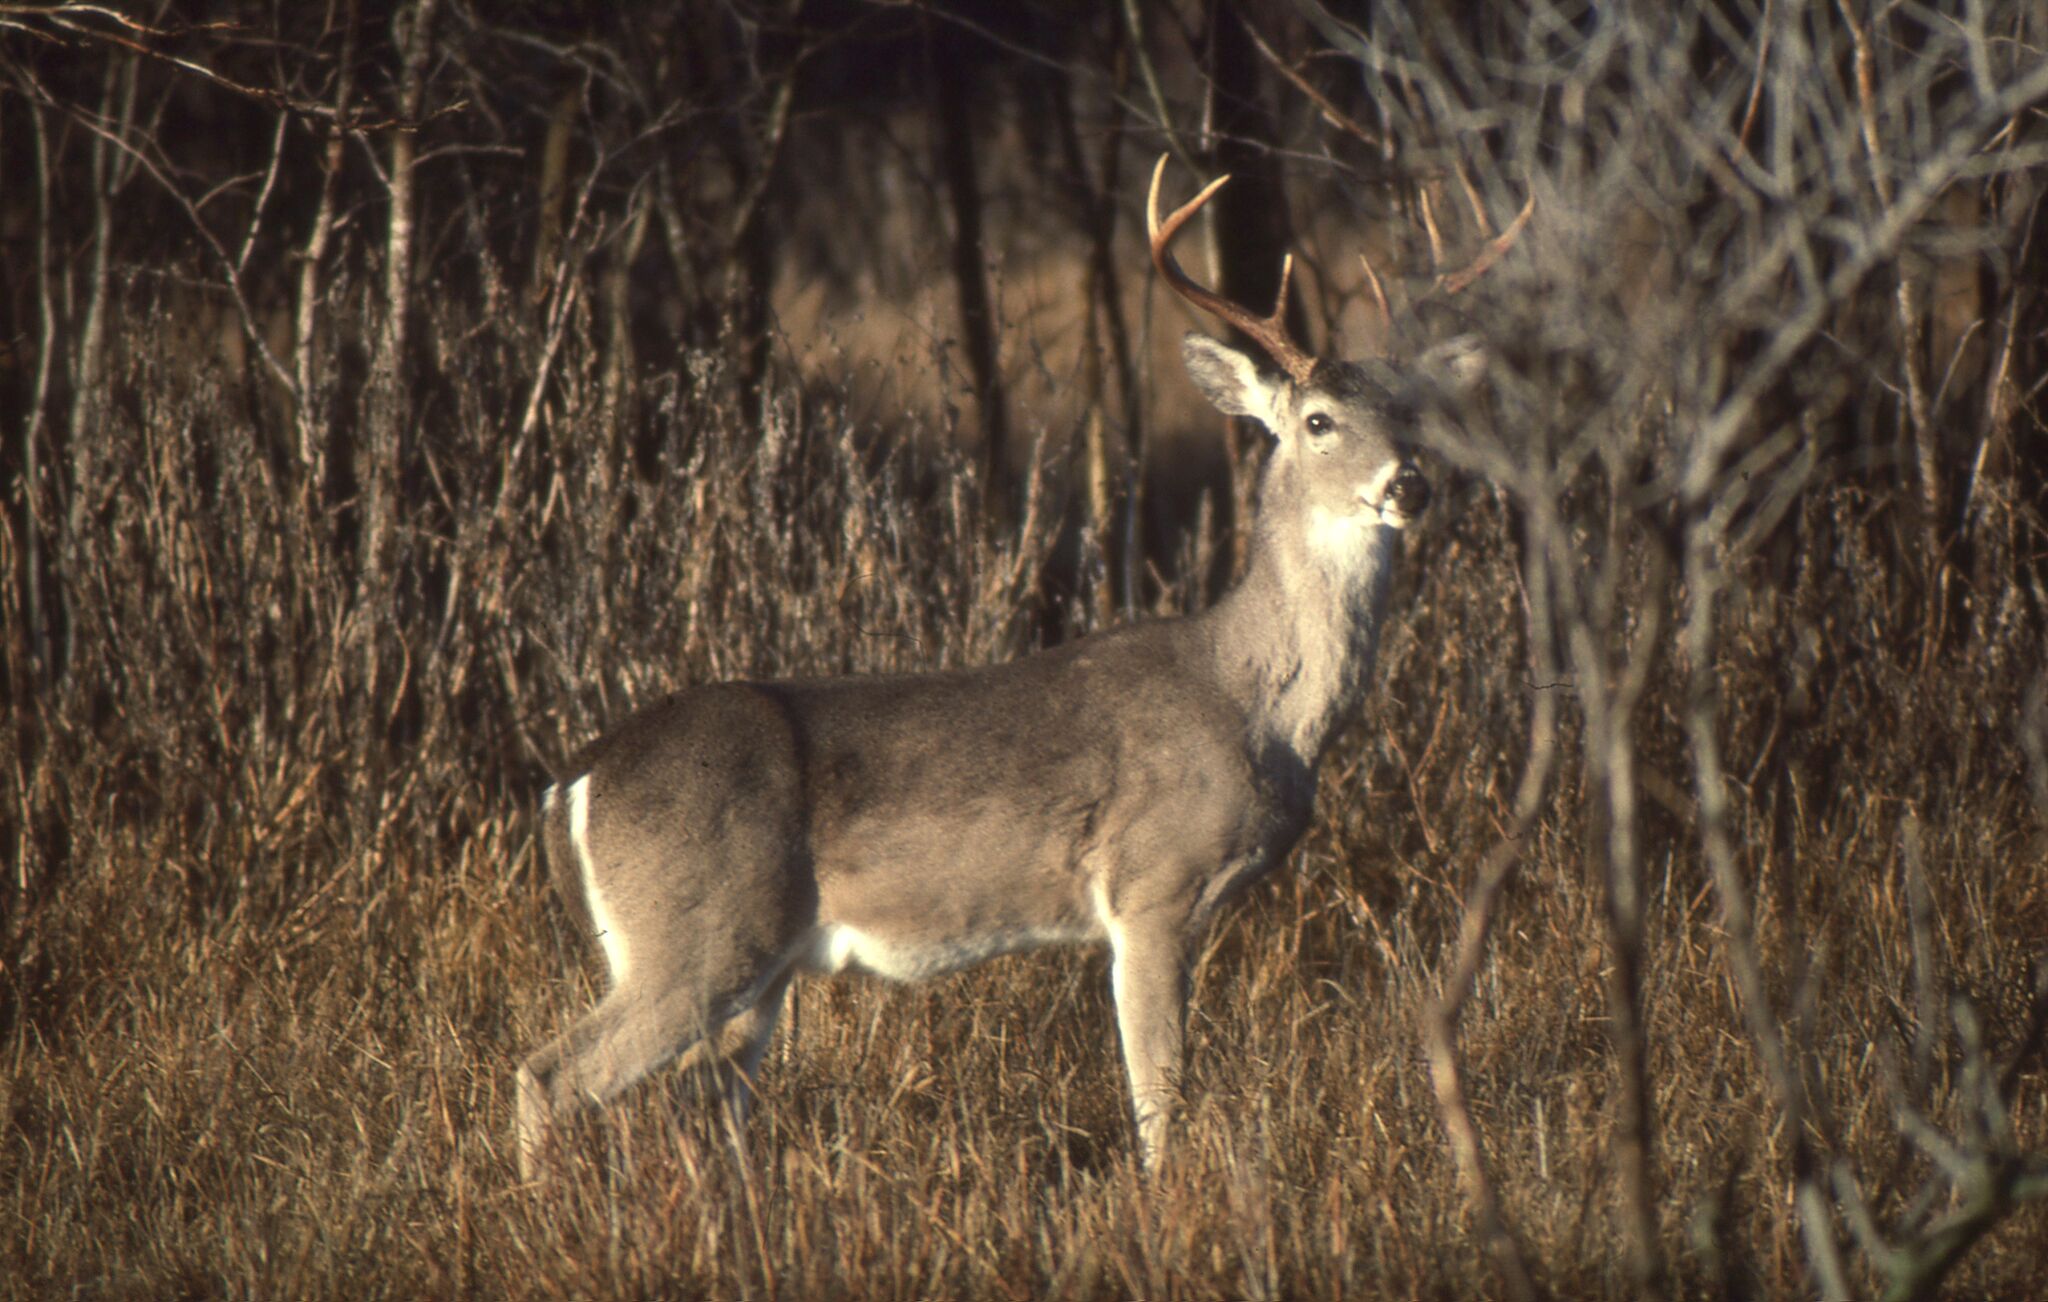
[
  {"x1": 516, "y1": 957, "x2": 783, "y2": 1182},
  {"x1": 705, "y1": 969, "x2": 794, "y2": 1154},
  {"x1": 516, "y1": 982, "x2": 694, "y2": 1181}
]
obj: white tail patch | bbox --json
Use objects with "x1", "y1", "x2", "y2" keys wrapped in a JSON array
[{"x1": 566, "y1": 775, "x2": 631, "y2": 985}]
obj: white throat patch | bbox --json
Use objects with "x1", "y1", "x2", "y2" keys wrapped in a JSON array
[
  {"x1": 1306, "y1": 462, "x2": 1406, "y2": 569},
  {"x1": 1306, "y1": 503, "x2": 1396, "y2": 565}
]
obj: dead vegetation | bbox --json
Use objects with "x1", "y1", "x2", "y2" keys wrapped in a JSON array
[{"x1": 5, "y1": 2, "x2": 2047, "y2": 1297}]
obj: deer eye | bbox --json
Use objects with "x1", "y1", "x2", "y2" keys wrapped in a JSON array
[{"x1": 1305, "y1": 412, "x2": 1334, "y2": 435}]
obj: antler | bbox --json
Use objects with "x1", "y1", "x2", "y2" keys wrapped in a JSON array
[
  {"x1": 1147, "y1": 155, "x2": 1314, "y2": 384},
  {"x1": 1434, "y1": 191, "x2": 1535, "y2": 296}
]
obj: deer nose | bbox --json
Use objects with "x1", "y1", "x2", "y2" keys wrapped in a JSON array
[{"x1": 1388, "y1": 465, "x2": 1430, "y2": 517}]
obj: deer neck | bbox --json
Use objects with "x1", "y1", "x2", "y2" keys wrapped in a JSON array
[{"x1": 1204, "y1": 482, "x2": 1400, "y2": 766}]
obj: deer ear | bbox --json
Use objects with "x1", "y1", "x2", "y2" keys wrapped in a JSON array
[
  {"x1": 1416, "y1": 334, "x2": 1488, "y2": 396},
  {"x1": 1182, "y1": 334, "x2": 1283, "y2": 425}
]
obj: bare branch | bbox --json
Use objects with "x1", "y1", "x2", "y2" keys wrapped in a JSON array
[
  {"x1": 0, "y1": 1, "x2": 464, "y2": 129},
  {"x1": 1683, "y1": 52, "x2": 2048, "y2": 505},
  {"x1": 1238, "y1": 11, "x2": 1383, "y2": 150},
  {"x1": 1421, "y1": 497, "x2": 1566, "y2": 1302}
]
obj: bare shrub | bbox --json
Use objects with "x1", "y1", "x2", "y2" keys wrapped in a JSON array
[{"x1": 3, "y1": 1, "x2": 2044, "y2": 1297}]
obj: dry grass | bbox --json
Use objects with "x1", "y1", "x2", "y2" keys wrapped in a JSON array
[
  {"x1": 10, "y1": 4, "x2": 2048, "y2": 1271},
  {"x1": 4, "y1": 275, "x2": 2044, "y2": 1300}
]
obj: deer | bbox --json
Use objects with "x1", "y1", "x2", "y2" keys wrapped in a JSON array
[{"x1": 515, "y1": 156, "x2": 1496, "y2": 1180}]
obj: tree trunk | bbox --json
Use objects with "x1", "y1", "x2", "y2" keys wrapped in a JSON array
[
  {"x1": 1203, "y1": 0, "x2": 1303, "y2": 582},
  {"x1": 360, "y1": 0, "x2": 440, "y2": 770},
  {"x1": 928, "y1": 18, "x2": 1010, "y2": 511}
]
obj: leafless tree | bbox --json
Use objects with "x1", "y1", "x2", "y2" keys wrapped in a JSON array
[{"x1": 1299, "y1": 1, "x2": 2048, "y2": 1293}]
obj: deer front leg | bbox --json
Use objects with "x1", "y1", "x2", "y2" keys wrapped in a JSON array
[{"x1": 1107, "y1": 915, "x2": 1190, "y2": 1169}]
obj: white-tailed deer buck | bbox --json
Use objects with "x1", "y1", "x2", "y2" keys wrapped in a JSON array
[{"x1": 516, "y1": 157, "x2": 1496, "y2": 1180}]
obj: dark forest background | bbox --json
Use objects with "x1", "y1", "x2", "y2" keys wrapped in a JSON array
[{"x1": 4, "y1": 2, "x2": 2046, "y2": 1296}]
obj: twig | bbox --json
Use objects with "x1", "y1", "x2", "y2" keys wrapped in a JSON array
[
  {"x1": 1238, "y1": 12, "x2": 1383, "y2": 150},
  {"x1": 1731, "y1": 0, "x2": 1774, "y2": 161},
  {"x1": 43, "y1": 83, "x2": 300, "y2": 401},
  {"x1": 1421, "y1": 499, "x2": 1563, "y2": 1302},
  {"x1": 1118, "y1": 0, "x2": 1195, "y2": 172},
  {"x1": 1684, "y1": 527, "x2": 1847, "y2": 1296},
  {"x1": 0, "y1": 2, "x2": 464, "y2": 131},
  {"x1": 1682, "y1": 52, "x2": 2048, "y2": 505}
]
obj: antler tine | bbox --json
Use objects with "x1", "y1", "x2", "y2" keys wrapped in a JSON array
[
  {"x1": 1147, "y1": 155, "x2": 1315, "y2": 384},
  {"x1": 1434, "y1": 191, "x2": 1535, "y2": 296},
  {"x1": 1356, "y1": 251, "x2": 1392, "y2": 341}
]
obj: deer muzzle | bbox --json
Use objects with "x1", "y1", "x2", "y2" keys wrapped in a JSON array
[{"x1": 1383, "y1": 466, "x2": 1431, "y2": 524}]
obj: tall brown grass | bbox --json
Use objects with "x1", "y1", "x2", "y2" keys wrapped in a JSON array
[
  {"x1": 6, "y1": 3, "x2": 2048, "y2": 1294},
  {"x1": 4, "y1": 269, "x2": 2042, "y2": 1297}
]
